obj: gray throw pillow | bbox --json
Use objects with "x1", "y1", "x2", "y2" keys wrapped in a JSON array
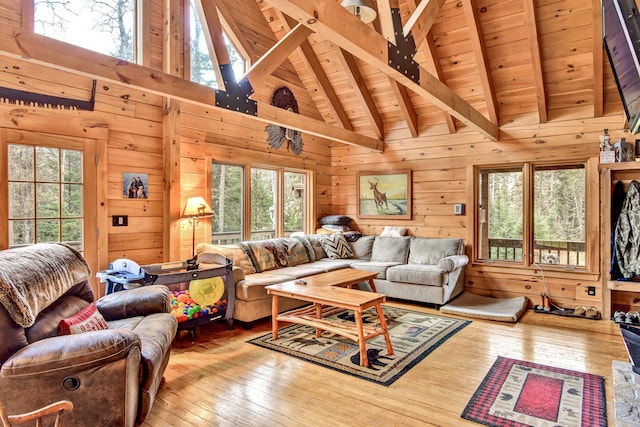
[{"x1": 370, "y1": 236, "x2": 411, "y2": 263}]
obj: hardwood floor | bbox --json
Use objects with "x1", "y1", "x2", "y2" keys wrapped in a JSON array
[{"x1": 145, "y1": 301, "x2": 629, "y2": 426}]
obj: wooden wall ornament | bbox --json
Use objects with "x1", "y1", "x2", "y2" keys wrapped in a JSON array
[{"x1": 265, "y1": 86, "x2": 303, "y2": 155}]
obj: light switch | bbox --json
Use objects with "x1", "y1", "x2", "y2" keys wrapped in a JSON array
[{"x1": 112, "y1": 215, "x2": 128, "y2": 226}]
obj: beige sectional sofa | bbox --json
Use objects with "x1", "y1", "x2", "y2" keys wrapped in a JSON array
[{"x1": 196, "y1": 234, "x2": 468, "y2": 324}]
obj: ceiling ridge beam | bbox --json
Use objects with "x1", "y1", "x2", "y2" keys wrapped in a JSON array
[
  {"x1": 268, "y1": 0, "x2": 499, "y2": 141},
  {"x1": 0, "y1": 28, "x2": 382, "y2": 151}
]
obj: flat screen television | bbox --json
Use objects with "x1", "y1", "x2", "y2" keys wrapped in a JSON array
[{"x1": 603, "y1": 0, "x2": 640, "y2": 134}]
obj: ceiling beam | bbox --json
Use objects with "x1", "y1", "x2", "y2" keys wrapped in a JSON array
[
  {"x1": 592, "y1": 0, "x2": 604, "y2": 117},
  {"x1": 0, "y1": 27, "x2": 382, "y2": 151},
  {"x1": 523, "y1": 0, "x2": 547, "y2": 123},
  {"x1": 404, "y1": 0, "x2": 455, "y2": 134},
  {"x1": 268, "y1": 0, "x2": 499, "y2": 141},
  {"x1": 335, "y1": 48, "x2": 385, "y2": 139},
  {"x1": 403, "y1": 0, "x2": 446, "y2": 47},
  {"x1": 426, "y1": 36, "x2": 457, "y2": 133},
  {"x1": 242, "y1": 23, "x2": 313, "y2": 85},
  {"x1": 194, "y1": 0, "x2": 227, "y2": 88},
  {"x1": 461, "y1": 0, "x2": 498, "y2": 125},
  {"x1": 277, "y1": 12, "x2": 354, "y2": 130},
  {"x1": 389, "y1": 81, "x2": 419, "y2": 137},
  {"x1": 377, "y1": 0, "x2": 419, "y2": 137}
]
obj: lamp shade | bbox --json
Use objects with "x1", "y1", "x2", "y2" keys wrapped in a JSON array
[
  {"x1": 341, "y1": 0, "x2": 377, "y2": 24},
  {"x1": 182, "y1": 196, "x2": 213, "y2": 218}
]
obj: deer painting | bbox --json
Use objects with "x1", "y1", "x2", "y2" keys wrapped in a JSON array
[{"x1": 368, "y1": 177, "x2": 388, "y2": 211}]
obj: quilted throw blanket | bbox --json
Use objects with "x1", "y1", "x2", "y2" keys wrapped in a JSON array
[{"x1": 0, "y1": 243, "x2": 91, "y2": 327}]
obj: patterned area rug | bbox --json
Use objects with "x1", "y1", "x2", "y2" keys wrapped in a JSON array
[
  {"x1": 248, "y1": 305, "x2": 469, "y2": 386},
  {"x1": 462, "y1": 356, "x2": 607, "y2": 427}
]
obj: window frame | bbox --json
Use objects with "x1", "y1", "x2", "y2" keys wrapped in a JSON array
[
  {"x1": 471, "y1": 158, "x2": 599, "y2": 273},
  {"x1": 31, "y1": 0, "x2": 140, "y2": 64},
  {"x1": 210, "y1": 160, "x2": 314, "y2": 243}
]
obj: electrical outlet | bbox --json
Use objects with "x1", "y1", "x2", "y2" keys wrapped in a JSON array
[
  {"x1": 454, "y1": 204, "x2": 465, "y2": 215},
  {"x1": 587, "y1": 286, "x2": 596, "y2": 296}
]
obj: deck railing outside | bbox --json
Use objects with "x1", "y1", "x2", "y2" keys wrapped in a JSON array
[{"x1": 488, "y1": 238, "x2": 586, "y2": 266}]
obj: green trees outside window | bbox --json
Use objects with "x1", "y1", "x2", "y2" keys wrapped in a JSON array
[
  {"x1": 477, "y1": 164, "x2": 586, "y2": 267},
  {"x1": 8, "y1": 144, "x2": 83, "y2": 251}
]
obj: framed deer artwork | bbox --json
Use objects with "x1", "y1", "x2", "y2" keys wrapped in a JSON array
[{"x1": 356, "y1": 170, "x2": 412, "y2": 219}]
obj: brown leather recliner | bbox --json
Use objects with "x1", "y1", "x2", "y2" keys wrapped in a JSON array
[{"x1": 0, "y1": 243, "x2": 178, "y2": 427}]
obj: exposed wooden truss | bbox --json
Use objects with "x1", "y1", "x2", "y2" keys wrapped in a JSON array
[
  {"x1": 0, "y1": 27, "x2": 383, "y2": 151},
  {"x1": 267, "y1": 0, "x2": 499, "y2": 141}
]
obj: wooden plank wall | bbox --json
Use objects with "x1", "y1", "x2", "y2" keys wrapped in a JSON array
[{"x1": 331, "y1": 118, "x2": 634, "y2": 311}]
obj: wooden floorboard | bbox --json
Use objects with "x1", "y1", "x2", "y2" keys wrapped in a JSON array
[{"x1": 146, "y1": 301, "x2": 629, "y2": 426}]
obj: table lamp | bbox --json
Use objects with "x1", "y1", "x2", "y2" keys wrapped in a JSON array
[{"x1": 182, "y1": 196, "x2": 214, "y2": 259}]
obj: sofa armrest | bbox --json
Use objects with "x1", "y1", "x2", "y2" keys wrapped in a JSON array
[
  {"x1": 436, "y1": 254, "x2": 469, "y2": 272},
  {"x1": 96, "y1": 285, "x2": 170, "y2": 321},
  {"x1": 1, "y1": 329, "x2": 140, "y2": 377}
]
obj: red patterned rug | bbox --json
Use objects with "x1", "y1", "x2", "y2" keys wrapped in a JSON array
[{"x1": 462, "y1": 356, "x2": 607, "y2": 427}]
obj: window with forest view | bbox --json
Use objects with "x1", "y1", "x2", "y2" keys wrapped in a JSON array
[
  {"x1": 8, "y1": 144, "x2": 83, "y2": 252},
  {"x1": 189, "y1": 0, "x2": 246, "y2": 88},
  {"x1": 477, "y1": 164, "x2": 586, "y2": 267},
  {"x1": 211, "y1": 163, "x2": 243, "y2": 243},
  {"x1": 211, "y1": 163, "x2": 310, "y2": 243},
  {"x1": 34, "y1": 0, "x2": 135, "y2": 62}
]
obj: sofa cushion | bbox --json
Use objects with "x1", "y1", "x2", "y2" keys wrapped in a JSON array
[
  {"x1": 284, "y1": 238, "x2": 311, "y2": 266},
  {"x1": 236, "y1": 273, "x2": 296, "y2": 301},
  {"x1": 196, "y1": 243, "x2": 256, "y2": 275},
  {"x1": 308, "y1": 259, "x2": 355, "y2": 271},
  {"x1": 321, "y1": 233, "x2": 354, "y2": 259},
  {"x1": 408, "y1": 238, "x2": 463, "y2": 265},
  {"x1": 303, "y1": 235, "x2": 328, "y2": 260},
  {"x1": 370, "y1": 236, "x2": 411, "y2": 263},
  {"x1": 348, "y1": 261, "x2": 402, "y2": 280},
  {"x1": 294, "y1": 236, "x2": 317, "y2": 261},
  {"x1": 58, "y1": 302, "x2": 108, "y2": 335},
  {"x1": 386, "y1": 264, "x2": 447, "y2": 287},
  {"x1": 350, "y1": 235, "x2": 375, "y2": 260}
]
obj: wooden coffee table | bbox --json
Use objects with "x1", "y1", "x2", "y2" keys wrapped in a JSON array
[
  {"x1": 295, "y1": 268, "x2": 379, "y2": 292},
  {"x1": 265, "y1": 270, "x2": 393, "y2": 367}
]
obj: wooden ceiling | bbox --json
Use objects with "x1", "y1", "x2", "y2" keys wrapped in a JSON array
[
  {"x1": 204, "y1": 0, "x2": 619, "y2": 146},
  {"x1": 0, "y1": 0, "x2": 620, "y2": 150}
]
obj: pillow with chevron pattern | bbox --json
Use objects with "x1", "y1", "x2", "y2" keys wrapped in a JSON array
[{"x1": 321, "y1": 233, "x2": 354, "y2": 259}]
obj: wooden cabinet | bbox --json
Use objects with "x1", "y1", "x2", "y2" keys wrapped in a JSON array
[{"x1": 600, "y1": 162, "x2": 640, "y2": 320}]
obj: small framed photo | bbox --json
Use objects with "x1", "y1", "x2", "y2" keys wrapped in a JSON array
[
  {"x1": 357, "y1": 170, "x2": 412, "y2": 219},
  {"x1": 122, "y1": 172, "x2": 148, "y2": 199}
]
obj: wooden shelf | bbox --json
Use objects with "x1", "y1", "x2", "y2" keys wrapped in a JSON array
[{"x1": 607, "y1": 280, "x2": 640, "y2": 292}]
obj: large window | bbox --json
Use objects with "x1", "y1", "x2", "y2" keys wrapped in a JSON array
[
  {"x1": 476, "y1": 163, "x2": 586, "y2": 268},
  {"x1": 34, "y1": 0, "x2": 136, "y2": 62},
  {"x1": 7, "y1": 144, "x2": 83, "y2": 252},
  {"x1": 211, "y1": 162, "x2": 311, "y2": 243}
]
